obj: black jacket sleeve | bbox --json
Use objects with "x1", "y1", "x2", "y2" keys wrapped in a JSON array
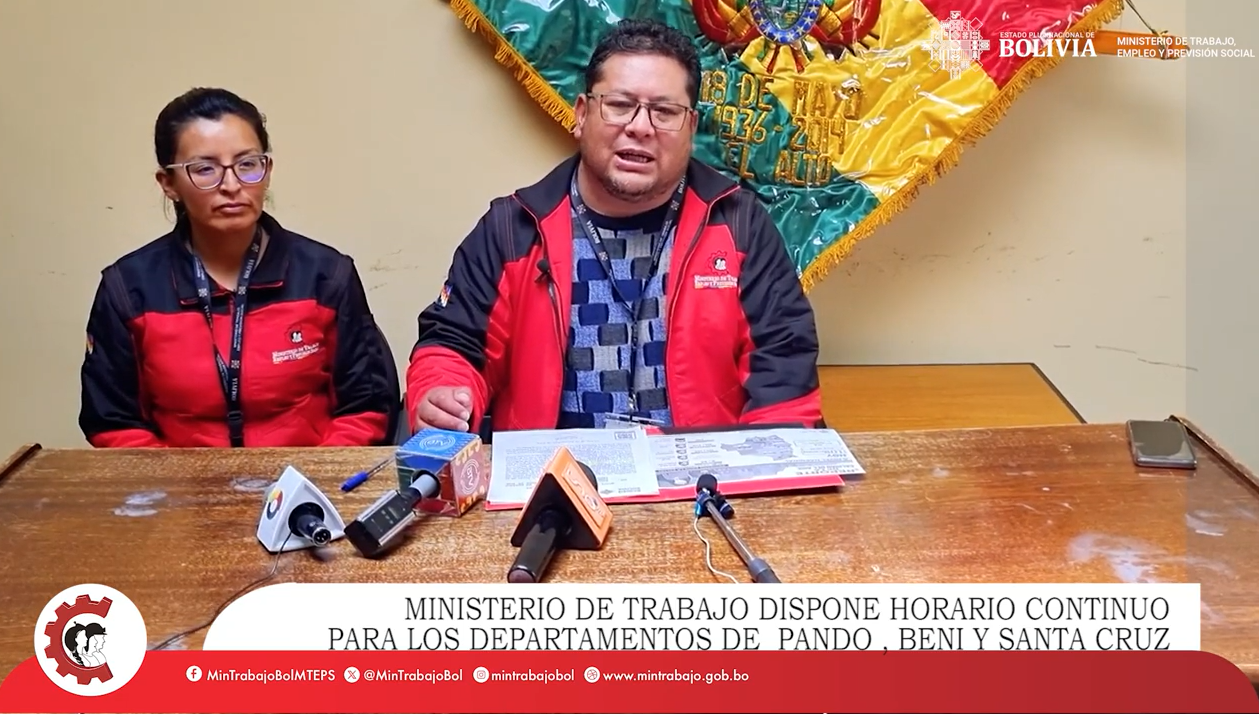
[
  {"x1": 78, "y1": 267, "x2": 165, "y2": 447},
  {"x1": 735, "y1": 193, "x2": 825, "y2": 425},
  {"x1": 321, "y1": 256, "x2": 397, "y2": 445},
  {"x1": 405, "y1": 198, "x2": 516, "y2": 430}
]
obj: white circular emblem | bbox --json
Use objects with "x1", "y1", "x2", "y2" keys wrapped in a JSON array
[
  {"x1": 419, "y1": 434, "x2": 457, "y2": 451},
  {"x1": 35, "y1": 583, "x2": 148, "y2": 696},
  {"x1": 460, "y1": 458, "x2": 481, "y2": 492}
]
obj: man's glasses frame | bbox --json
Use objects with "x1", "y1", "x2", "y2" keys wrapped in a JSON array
[
  {"x1": 587, "y1": 93, "x2": 694, "y2": 132},
  {"x1": 165, "y1": 154, "x2": 272, "y2": 190}
]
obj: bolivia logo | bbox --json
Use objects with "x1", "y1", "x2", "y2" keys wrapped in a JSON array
[
  {"x1": 34, "y1": 584, "x2": 147, "y2": 696},
  {"x1": 265, "y1": 486, "x2": 284, "y2": 520}
]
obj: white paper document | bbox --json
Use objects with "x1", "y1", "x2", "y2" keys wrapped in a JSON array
[
  {"x1": 486, "y1": 428, "x2": 659, "y2": 509},
  {"x1": 649, "y1": 428, "x2": 865, "y2": 495},
  {"x1": 485, "y1": 426, "x2": 863, "y2": 509}
]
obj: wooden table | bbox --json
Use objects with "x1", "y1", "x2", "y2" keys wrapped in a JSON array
[
  {"x1": 818, "y1": 362, "x2": 1083, "y2": 432},
  {"x1": 2, "y1": 418, "x2": 1256, "y2": 684}
]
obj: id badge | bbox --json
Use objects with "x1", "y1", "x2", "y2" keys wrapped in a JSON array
[{"x1": 601, "y1": 413, "x2": 664, "y2": 429}]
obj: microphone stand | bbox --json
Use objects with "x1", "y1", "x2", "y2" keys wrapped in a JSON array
[{"x1": 696, "y1": 489, "x2": 781, "y2": 584}]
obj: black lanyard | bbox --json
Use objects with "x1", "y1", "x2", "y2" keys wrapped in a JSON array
[
  {"x1": 569, "y1": 174, "x2": 685, "y2": 411},
  {"x1": 190, "y1": 228, "x2": 262, "y2": 447}
]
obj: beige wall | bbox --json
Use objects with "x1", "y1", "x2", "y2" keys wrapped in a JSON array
[{"x1": 0, "y1": 1, "x2": 1252, "y2": 464}]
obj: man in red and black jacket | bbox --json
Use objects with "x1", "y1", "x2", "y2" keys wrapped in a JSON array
[{"x1": 406, "y1": 19, "x2": 822, "y2": 435}]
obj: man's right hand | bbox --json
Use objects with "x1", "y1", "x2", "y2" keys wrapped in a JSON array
[{"x1": 414, "y1": 386, "x2": 474, "y2": 432}]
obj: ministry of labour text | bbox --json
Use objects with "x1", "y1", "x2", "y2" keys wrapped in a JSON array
[{"x1": 401, "y1": 595, "x2": 1170, "y2": 623}]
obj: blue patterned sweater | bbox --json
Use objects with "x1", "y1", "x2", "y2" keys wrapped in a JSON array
[{"x1": 557, "y1": 203, "x2": 674, "y2": 429}]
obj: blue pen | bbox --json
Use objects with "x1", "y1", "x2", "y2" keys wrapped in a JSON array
[{"x1": 340, "y1": 457, "x2": 393, "y2": 492}]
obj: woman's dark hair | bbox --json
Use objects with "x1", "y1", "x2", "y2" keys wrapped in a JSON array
[
  {"x1": 63, "y1": 622, "x2": 87, "y2": 666},
  {"x1": 154, "y1": 87, "x2": 271, "y2": 219}
]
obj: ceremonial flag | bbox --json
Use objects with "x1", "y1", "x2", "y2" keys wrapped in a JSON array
[{"x1": 448, "y1": 0, "x2": 1123, "y2": 291}]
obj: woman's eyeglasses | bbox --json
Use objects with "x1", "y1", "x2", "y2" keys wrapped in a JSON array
[{"x1": 165, "y1": 154, "x2": 271, "y2": 190}]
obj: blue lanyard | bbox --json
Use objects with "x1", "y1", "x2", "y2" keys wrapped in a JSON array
[
  {"x1": 568, "y1": 174, "x2": 685, "y2": 412},
  {"x1": 190, "y1": 228, "x2": 262, "y2": 447}
]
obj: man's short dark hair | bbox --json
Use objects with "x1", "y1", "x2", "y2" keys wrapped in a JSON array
[{"x1": 585, "y1": 19, "x2": 702, "y2": 107}]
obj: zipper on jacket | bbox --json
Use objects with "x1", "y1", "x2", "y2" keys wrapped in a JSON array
[
  {"x1": 667, "y1": 186, "x2": 739, "y2": 423},
  {"x1": 540, "y1": 244, "x2": 566, "y2": 425},
  {"x1": 541, "y1": 265, "x2": 564, "y2": 357},
  {"x1": 514, "y1": 195, "x2": 567, "y2": 423}
]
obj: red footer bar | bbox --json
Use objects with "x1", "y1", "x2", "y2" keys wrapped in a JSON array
[{"x1": 1, "y1": 651, "x2": 1255, "y2": 713}]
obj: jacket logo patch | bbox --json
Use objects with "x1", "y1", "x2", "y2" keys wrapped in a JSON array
[
  {"x1": 437, "y1": 282, "x2": 451, "y2": 308},
  {"x1": 273, "y1": 343, "x2": 322, "y2": 364},
  {"x1": 274, "y1": 323, "x2": 321, "y2": 364},
  {"x1": 694, "y1": 251, "x2": 738, "y2": 290}
]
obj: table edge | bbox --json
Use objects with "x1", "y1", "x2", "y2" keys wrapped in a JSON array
[
  {"x1": 1026, "y1": 363, "x2": 1086, "y2": 424},
  {"x1": 1173, "y1": 414, "x2": 1259, "y2": 496},
  {"x1": 0, "y1": 443, "x2": 41, "y2": 487},
  {"x1": 3, "y1": 423, "x2": 1122, "y2": 456}
]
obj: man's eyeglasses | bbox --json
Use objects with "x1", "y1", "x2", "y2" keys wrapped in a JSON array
[
  {"x1": 588, "y1": 93, "x2": 693, "y2": 131},
  {"x1": 165, "y1": 154, "x2": 271, "y2": 190}
]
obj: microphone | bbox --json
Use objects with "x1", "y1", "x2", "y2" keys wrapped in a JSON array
[
  {"x1": 290, "y1": 503, "x2": 332, "y2": 545},
  {"x1": 694, "y1": 474, "x2": 781, "y2": 583},
  {"x1": 536, "y1": 259, "x2": 559, "y2": 301},
  {"x1": 256, "y1": 466, "x2": 348, "y2": 553},
  {"x1": 344, "y1": 472, "x2": 440, "y2": 559},
  {"x1": 533, "y1": 258, "x2": 563, "y2": 352},
  {"x1": 507, "y1": 446, "x2": 612, "y2": 583},
  {"x1": 396, "y1": 428, "x2": 489, "y2": 518}
]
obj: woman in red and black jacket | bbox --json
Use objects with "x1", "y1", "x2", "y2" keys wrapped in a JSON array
[{"x1": 79, "y1": 87, "x2": 399, "y2": 448}]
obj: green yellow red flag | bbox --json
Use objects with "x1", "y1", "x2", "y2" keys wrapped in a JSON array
[{"x1": 448, "y1": 0, "x2": 1124, "y2": 291}]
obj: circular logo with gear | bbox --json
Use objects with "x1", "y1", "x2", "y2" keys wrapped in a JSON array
[{"x1": 34, "y1": 584, "x2": 147, "y2": 696}]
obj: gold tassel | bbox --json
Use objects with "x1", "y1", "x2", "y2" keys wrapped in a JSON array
[
  {"x1": 798, "y1": 0, "x2": 1125, "y2": 293},
  {"x1": 448, "y1": 0, "x2": 577, "y2": 131}
]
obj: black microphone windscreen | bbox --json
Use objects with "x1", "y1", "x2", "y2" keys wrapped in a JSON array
[
  {"x1": 577, "y1": 461, "x2": 598, "y2": 489},
  {"x1": 697, "y1": 473, "x2": 717, "y2": 494}
]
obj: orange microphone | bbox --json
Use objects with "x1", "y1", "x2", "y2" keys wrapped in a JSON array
[{"x1": 507, "y1": 446, "x2": 612, "y2": 583}]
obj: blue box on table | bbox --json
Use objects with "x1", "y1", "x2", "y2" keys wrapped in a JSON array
[{"x1": 395, "y1": 428, "x2": 488, "y2": 517}]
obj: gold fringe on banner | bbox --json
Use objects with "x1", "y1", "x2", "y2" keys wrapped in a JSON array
[
  {"x1": 448, "y1": 0, "x2": 1126, "y2": 294},
  {"x1": 449, "y1": 0, "x2": 577, "y2": 130}
]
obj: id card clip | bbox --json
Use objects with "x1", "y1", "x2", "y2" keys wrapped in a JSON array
[{"x1": 602, "y1": 413, "x2": 666, "y2": 429}]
